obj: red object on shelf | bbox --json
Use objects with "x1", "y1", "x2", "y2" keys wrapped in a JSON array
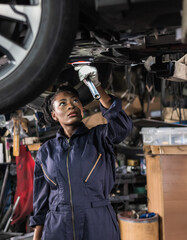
[{"x1": 11, "y1": 145, "x2": 35, "y2": 225}]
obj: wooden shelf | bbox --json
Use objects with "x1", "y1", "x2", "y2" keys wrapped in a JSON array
[
  {"x1": 0, "y1": 162, "x2": 16, "y2": 165},
  {"x1": 116, "y1": 173, "x2": 146, "y2": 184},
  {"x1": 110, "y1": 194, "x2": 146, "y2": 203}
]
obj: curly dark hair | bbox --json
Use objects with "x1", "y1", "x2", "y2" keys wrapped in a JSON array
[{"x1": 41, "y1": 86, "x2": 80, "y2": 125}]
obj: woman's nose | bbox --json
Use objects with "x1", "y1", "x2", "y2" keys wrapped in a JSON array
[{"x1": 67, "y1": 101, "x2": 75, "y2": 109}]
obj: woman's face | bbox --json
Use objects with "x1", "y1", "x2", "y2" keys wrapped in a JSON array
[{"x1": 51, "y1": 91, "x2": 83, "y2": 128}]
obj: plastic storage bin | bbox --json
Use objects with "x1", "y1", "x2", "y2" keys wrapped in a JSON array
[{"x1": 140, "y1": 127, "x2": 187, "y2": 145}]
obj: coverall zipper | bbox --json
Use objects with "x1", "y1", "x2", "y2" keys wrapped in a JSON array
[
  {"x1": 40, "y1": 164, "x2": 57, "y2": 186},
  {"x1": 66, "y1": 147, "x2": 76, "y2": 240},
  {"x1": 85, "y1": 153, "x2": 102, "y2": 183}
]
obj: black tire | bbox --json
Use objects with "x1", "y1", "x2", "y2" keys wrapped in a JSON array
[{"x1": 0, "y1": 0, "x2": 79, "y2": 113}]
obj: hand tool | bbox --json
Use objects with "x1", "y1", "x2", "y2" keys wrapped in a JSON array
[{"x1": 70, "y1": 61, "x2": 100, "y2": 100}]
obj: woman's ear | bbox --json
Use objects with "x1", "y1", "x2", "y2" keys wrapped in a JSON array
[{"x1": 51, "y1": 111, "x2": 58, "y2": 121}]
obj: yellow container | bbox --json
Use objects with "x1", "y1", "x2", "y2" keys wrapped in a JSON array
[
  {"x1": 127, "y1": 159, "x2": 139, "y2": 166},
  {"x1": 118, "y1": 211, "x2": 159, "y2": 240}
]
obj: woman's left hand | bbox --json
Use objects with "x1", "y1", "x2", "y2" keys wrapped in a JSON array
[{"x1": 75, "y1": 65, "x2": 101, "y2": 87}]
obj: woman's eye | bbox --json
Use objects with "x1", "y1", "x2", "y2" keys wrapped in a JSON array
[
  {"x1": 73, "y1": 99, "x2": 79, "y2": 103},
  {"x1": 59, "y1": 102, "x2": 66, "y2": 106}
]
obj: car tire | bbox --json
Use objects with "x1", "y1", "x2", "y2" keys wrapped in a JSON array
[{"x1": 0, "y1": 0, "x2": 79, "y2": 113}]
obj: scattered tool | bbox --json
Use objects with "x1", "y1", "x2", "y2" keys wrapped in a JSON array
[{"x1": 4, "y1": 196, "x2": 20, "y2": 232}]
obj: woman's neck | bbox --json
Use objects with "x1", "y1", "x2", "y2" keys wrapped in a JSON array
[{"x1": 62, "y1": 124, "x2": 80, "y2": 139}]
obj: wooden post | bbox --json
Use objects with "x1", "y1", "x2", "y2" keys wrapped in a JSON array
[{"x1": 13, "y1": 118, "x2": 20, "y2": 157}]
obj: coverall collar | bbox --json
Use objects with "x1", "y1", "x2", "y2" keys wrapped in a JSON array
[{"x1": 56, "y1": 122, "x2": 89, "y2": 141}]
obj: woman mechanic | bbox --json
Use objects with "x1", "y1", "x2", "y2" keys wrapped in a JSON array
[{"x1": 30, "y1": 66, "x2": 133, "y2": 240}]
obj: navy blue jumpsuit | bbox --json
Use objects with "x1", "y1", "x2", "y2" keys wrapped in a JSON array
[{"x1": 30, "y1": 97, "x2": 133, "y2": 240}]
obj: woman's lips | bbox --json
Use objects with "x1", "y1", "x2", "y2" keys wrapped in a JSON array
[{"x1": 68, "y1": 112, "x2": 78, "y2": 117}]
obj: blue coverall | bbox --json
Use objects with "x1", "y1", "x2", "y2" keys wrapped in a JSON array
[{"x1": 30, "y1": 97, "x2": 133, "y2": 240}]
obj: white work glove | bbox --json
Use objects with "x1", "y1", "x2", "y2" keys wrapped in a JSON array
[{"x1": 75, "y1": 65, "x2": 101, "y2": 87}]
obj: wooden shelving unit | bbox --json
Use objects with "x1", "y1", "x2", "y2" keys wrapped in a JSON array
[{"x1": 145, "y1": 144, "x2": 187, "y2": 240}]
